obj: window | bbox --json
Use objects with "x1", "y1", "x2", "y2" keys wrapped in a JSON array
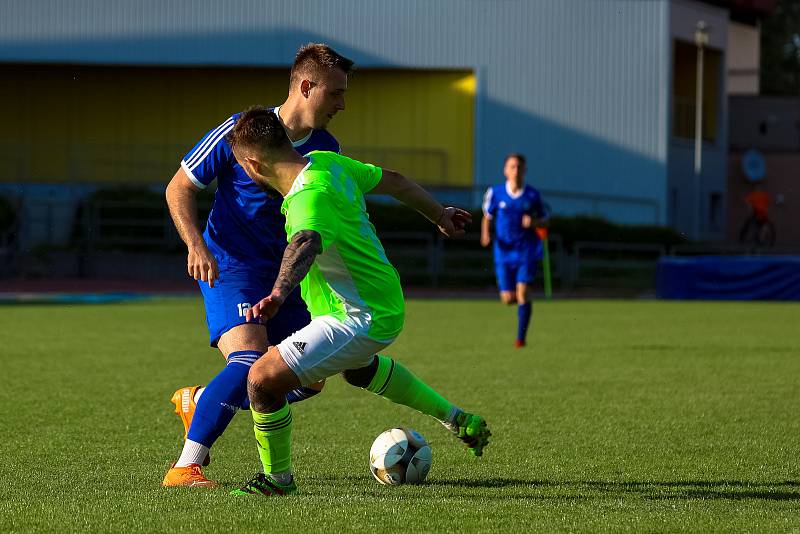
[{"x1": 672, "y1": 40, "x2": 721, "y2": 142}]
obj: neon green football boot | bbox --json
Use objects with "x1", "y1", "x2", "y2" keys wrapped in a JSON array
[
  {"x1": 231, "y1": 473, "x2": 298, "y2": 497},
  {"x1": 446, "y1": 411, "x2": 492, "y2": 457}
]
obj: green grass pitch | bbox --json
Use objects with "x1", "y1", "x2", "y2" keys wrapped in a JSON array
[{"x1": 1, "y1": 298, "x2": 799, "y2": 532}]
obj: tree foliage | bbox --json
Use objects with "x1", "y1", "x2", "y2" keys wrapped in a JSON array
[{"x1": 761, "y1": 0, "x2": 800, "y2": 95}]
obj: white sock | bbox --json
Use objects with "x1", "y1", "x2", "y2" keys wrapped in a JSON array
[
  {"x1": 194, "y1": 387, "x2": 205, "y2": 402},
  {"x1": 175, "y1": 439, "x2": 210, "y2": 468},
  {"x1": 268, "y1": 470, "x2": 293, "y2": 485}
]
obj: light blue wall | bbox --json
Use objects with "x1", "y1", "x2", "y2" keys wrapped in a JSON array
[
  {"x1": 668, "y1": 144, "x2": 728, "y2": 239},
  {"x1": 1, "y1": 0, "x2": 672, "y2": 225}
]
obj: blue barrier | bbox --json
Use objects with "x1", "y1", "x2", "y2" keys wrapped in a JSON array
[{"x1": 657, "y1": 256, "x2": 800, "y2": 301}]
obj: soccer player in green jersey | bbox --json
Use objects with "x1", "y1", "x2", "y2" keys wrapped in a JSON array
[{"x1": 225, "y1": 107, "x2": 491, "y2": 496}]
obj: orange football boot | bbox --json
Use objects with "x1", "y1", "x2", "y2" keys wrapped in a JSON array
[
  {"x1": 170, "y1": 386, "x2": 210, "y2": 466},
  {"x1": 161, "y1": 463, "x2": 217, "y2": 488}
]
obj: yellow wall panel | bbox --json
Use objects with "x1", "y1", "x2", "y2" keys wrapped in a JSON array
[
  {"x1": 0, "y1": 65, "x2": 474, "y2": 187},
  {"x1": 336, "y1": 70, "x2": 474, "y2": 185}
]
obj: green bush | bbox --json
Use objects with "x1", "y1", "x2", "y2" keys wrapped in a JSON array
[
  {"x1": 75, "y1": 190, "x2": 687, "y2": 251},
  {"x1": 86, "y1": 187, "x2": 214, "y2": 215},
  {"x1": 70, "y1": 187, "x2": 206, "y2": 251},
  {"x1": 548, "y1": 215, "x2": 688, "y2": 249},
  {"x1": 365, "y1": 202, "x2": 686, "y2": 248}
]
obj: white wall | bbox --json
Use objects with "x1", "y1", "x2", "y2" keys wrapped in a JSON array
[{"x1": 727, "y1": 21, "x2": 760, "y2": 95}]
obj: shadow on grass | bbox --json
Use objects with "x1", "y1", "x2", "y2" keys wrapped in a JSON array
[
  {"x1": 580, "y1": 480, "x2": 800, "y2": 501},
  {"x1": 225, "y1": 474, "x2": 800, "y2": 502},
  {"x1": 423, "y1": 478, "x2": 800, "y2": 501}
]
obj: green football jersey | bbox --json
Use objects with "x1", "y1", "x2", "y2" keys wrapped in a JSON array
[{"x1": 281, "y1": 151, "x2": 405, "y2": 340}]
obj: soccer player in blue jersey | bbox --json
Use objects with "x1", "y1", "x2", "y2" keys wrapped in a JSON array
[
  {"x1": 162, "y1": 44, "x2": 353, "y2": 487},
  {"x1": 481, "y1": 153, "x2": 548, "y2": 348}
]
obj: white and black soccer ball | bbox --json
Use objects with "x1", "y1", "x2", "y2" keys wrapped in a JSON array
[{"x1": 369, "y1": 427, "x2": 432, "y2": 485}]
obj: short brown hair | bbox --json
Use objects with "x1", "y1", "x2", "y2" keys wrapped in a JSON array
[
  {"x1": 226, "y1": 106, "x2": 291, "y2": 159},
  {"x1": 504, "y1": 153, "x2": 526, "y2": 166},
  {"x1": 289, "y1": 43, "x2": 354, "y2": 87}
]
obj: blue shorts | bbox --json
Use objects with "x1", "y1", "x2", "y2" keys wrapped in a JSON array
[
  {"x1": 199, "y1": 266, "x2": 310, "y2": 347},
  {"x1": 494, "y1": 261, "x2": 538, "y2": 292}
]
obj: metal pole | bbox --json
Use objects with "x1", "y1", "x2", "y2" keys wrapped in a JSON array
[
  {"x1": 694, "y1": 40, "x2": 704, "y2": 175},
  {"x1": 541, "y1": 235, "x2": 552, "y2": 299},
  {"x1": 694, "y1": 21, "x2": 709, "y2": 239}
]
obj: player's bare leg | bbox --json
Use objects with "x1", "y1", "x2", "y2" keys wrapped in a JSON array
[
  {"x1": 219, "y1": 325, "x2": 325, "y2": 404},
  {"x1": 217, "y1": 322, "x2": 270, "y2": 356},
  {"x1": 499, "y1": 290, "x2": 517, "y2": 305}
]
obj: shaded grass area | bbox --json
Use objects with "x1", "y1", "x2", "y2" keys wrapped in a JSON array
[{"x1": 1, "y1": 299, "x2": 799, "y2": 532}]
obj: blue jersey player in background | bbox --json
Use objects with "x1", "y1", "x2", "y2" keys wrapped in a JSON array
[
  {"x1": 481, "y1": 153, "x2": 548, "y2": 349},
  {"x1": 162, "y1": 44, "x2": 353, "y2": 487}
]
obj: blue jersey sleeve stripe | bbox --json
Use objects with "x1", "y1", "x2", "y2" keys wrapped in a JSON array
[
  {"x1": 184, "y1": 117, "x2": 235, "y2": 169},
  {"x1": 180, "y1": 160, "x2": 207, "y2": 189}
]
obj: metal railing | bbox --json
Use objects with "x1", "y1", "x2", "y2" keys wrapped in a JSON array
[
  {"x1": 669, "y1": 243, "x2": 800, "y2": 257},
  {"x1": 83, "y1": 200, "x2": 180, "y2": 250},
  {"x1": 71, "y1": 201, "x2": 573, "y2": 288},
  {"x1": 566, "y1": 241, "x2": 666, "y2": 289},
  {"x1": 12, "y1": 196, "x2": 800, "y2": 290}
]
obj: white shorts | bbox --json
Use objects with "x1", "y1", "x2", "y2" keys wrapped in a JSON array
[{"x1": 276, "y1": 314, "x2": 395, "y2": 386}]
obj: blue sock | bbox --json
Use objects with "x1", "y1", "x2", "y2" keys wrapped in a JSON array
[
  {"x1": 187, "y1": 352, "x2": 324, "y2": 447},
  {"x1": 517, "y1": 302, "x2": 532, "y2": 342},
  {"x1": 287, "y1": 386, "x2": 322, "y2": 403},
  {"x1": 238, "y1": 386, "x2": 322, "y2": 410},
  {"x1": 187, "y1": 350, "x2": 260, "y2": 447}
]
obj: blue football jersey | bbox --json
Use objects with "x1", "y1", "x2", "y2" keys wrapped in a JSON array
[
  {"x1": 482, "y1": 183, "x2": 547, "y2": 263},
  {"x1": 180, "y1": 107, "x2": 340, "y2": 272}
]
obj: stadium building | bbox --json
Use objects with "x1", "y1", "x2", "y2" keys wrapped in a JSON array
[{"x1": 0, "y1": 0, "x2": 775, "y2": 253}]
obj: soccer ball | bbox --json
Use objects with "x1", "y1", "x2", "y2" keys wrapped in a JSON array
[{"x1": 369, "y1": 427, "x2": 432, "y2": 485}]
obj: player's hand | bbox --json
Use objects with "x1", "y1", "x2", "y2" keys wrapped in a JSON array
[
  {"x1": 436, "y1": 207, "x2": 472, "y2": 237},
  {"x1": 246, "y1": 290, "x2": 286, "y2": 323},
  {"x1": 187, "y1": 244, "x2": 219, "y2": 288},
  {"x1": 521, "y1": 214, "x2": 532, "y2": 229}
]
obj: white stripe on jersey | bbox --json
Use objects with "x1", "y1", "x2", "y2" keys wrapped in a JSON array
[
  {"x1": 180, "y1": 160, "x2": 207, "y2": 189},
  {"x1": 184, "y1": 116, "x2": 235, "y2": 170},
  {"x1": 482, "y1": 187, "x2": 493, "y2": 216},
  {"x1": 184, "y1": 116, "x2": 234, "y2": 168}
]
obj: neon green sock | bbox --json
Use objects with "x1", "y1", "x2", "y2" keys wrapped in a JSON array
[
  {"x1": 366, "y1": 355, "x2": 454, "y2": 422},
  {"x1": 252, "y1": 401, "x2": 292, "y2": 474}
]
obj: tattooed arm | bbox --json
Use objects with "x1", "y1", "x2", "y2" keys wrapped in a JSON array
[
  {"x1": 246, "y1": 230, "x2": 322, "y2": 322},
  {"x1": 273, "y1": 230, "x2": 322, "y2": 298}
]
